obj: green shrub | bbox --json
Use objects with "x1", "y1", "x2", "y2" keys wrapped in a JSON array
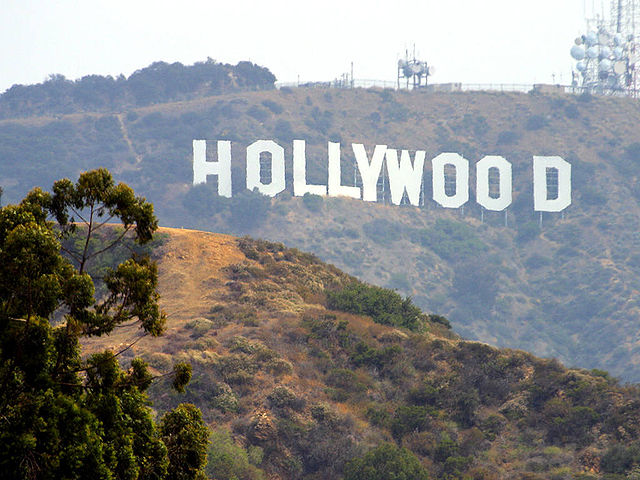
[
  {"x1": 205, "y1": 429, "x2": 266, "y2": 480},
  {"x1": 601, "y1": 444, "x2": 640, "y2": 474},
  {"x1": 363, "y1": 219, "x2": 401, "y2": 245},
  {"x1": 496, "y1": 130, "x2": 519, "y2": 145},
  {"x1": 524, "y1": 254, "x2": 552, "y2": 269},
  {"x1": 410, "y1": 219, "x2": 486, "y2": 261},
  {"x1": 326, "y1": 281, "x2": 426, "y2": 331},
  {"x1": 526, "y1": 114, "x2": 548, "y2": 130},
  {"x1": 302, "y1": 193, "x2": 323, "y2": 212},
  {"x1": 267, "y1": 386, "x2": 304, "y2": 410},
  {"x1": 391, "y1": 405, "x2": 432, "y2": 439},
  {"x1": 344, "y1": 443, "x2": 429, "y2": 480},
  {"x1": 350, "y1": 342, "x2": 402, "y2": 369},
  {"x1": 516, "y1": 221, "x2": 541, "y2": 243},
  {"x1": 247, "y1": 105, "x2": 269, "y2": 122},
  {"x1": 261, "y1": 99, "x2": 283, "y2": 114},
  {"x1": 210, "y1": 383, "x2": 239, "y2": 413}
]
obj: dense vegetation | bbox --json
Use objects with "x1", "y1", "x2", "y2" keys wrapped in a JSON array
[
  {"x1": 102, "y1": 234, "x2": 640, "y2": 480},
  {"x1": 0, "y1": 59, "x2": 276, "y2": 117},
  {"x1": 0, "y1": 170, "x2": 209, "y2": 479}
]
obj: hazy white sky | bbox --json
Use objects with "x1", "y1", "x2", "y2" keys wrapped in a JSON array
[{"x1": 1, "y1": 0, "x2": 603, "y2": 93}]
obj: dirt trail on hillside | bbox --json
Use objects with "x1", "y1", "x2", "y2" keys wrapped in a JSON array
[
  {"x1": 156, "y1": 227, "x2": 244, "y2": 322},
  {"x1": 82, "y1": 227, "x2": 245, "y2": 355}
]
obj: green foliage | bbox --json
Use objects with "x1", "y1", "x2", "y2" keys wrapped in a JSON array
[
  {"x1": 267, "y1": 386, "x2": 304, "y2": 410},
  {"x1": 247, "y1": 105, "x2": 269, "y2": 122},
  {"x1": 391, "y1": 405, "x2": 432, "y2": 439},
  {"x1": 261, "y1": 99, "x2": 283, "y2": 114},
  {"x1": 601, "y1": 444, "x2": 640, "y2": 474},
  {"x1": 274, "y1": 119, "x2": 295, "y2": 143},
  {"x1": 302, "y1": 192, "x2": 323, "y2": 212},
  {"x1": 205, "y1": 429, "x2": 266, "y2": 480},
  {"x1": 350, "y1": 341, "x2": 402, "y2": 369},
  {"x1": 0, "y1": 59, "x2": 276, "y2": 117},
  {"x1": 525, "y1": 114, "x2": 548, "y2": 130},
  {"x1": 496, "y1": 130, "x2": 519, "y2": 145},
  {"x1": 173, "y1": 362, "x2": 193, "y2": 393},
  {"x1": 516, "y1": 221, "x2": 541, "y2": 243},
  {"x1": 452, "y1": 260, "x2": 499, "y2": 318},
  {"x1": 159, "y1": 404, "x2": 210, "y2": 480},
  {"x1": 183, "y1": 188, "x2": 271, "y2": 232},
  {"x1": 363, "y1": 218, "x2": 401, "y2": 245},
  {"x1": 428, "y1": 314, "x2": 451, "y2": 329},
  {"x1": 0, "y1": 171, "x2": 203, "y2": 479},
  {"x1": 409, "y1": 219, "x2": 486, "y2": 262},
  {"x1": 344, "y1": 443, "x2": 429, "y2": 480},
  {"x1": 326, "y1": 281, "x2": 426, "y2": 331}
]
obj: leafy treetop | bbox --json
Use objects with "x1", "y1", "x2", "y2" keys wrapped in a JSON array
[{"x1": 0, "y1": 169, "x2": 206, "y2": 479}]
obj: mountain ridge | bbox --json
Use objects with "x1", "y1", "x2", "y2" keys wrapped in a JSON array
[{"x1": 3, "y1": 77, "x2": 640, "y2": 380}]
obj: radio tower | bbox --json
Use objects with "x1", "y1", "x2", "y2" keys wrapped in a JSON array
[
  {"x1": 570, "y1": 0, "x2": 640, "y2": 96},
  {"x1": 610, "y1": 0, "x2": 640, "y2": 92}
]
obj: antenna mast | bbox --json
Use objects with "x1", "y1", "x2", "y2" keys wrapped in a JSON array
[{"x1": 570, "y1": 0, "x2": 640, "y2": 97}]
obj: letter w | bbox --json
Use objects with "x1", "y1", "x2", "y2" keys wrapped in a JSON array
[{"x1": 385, "y1": 149, "x2": 425, "y2": 206}]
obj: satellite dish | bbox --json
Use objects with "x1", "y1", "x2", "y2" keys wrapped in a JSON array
[
  {"x1": 600, "y1": 46, "x2": 612, "y2": 58},
  {"x1": 398, "y1": 59, "x2": 406, "y2": 68},
  {"x1": 585, "y1": 31, "x2": 598, "y2": 46},
  {"x1": 576, "y1": 61, "x2": 587, "y2": 72},
  {"x1": 599, "y1": 58, "x2": 612, "y2": 72},
  {"x1": 575, "y1": 37, "x2": 584, "y2": 46},
  {"x1": 613, "y1": 47, "x2": 624, "y2": 60},
  {"x1": 410, "y1": 63, "x2": 423, "y2": 74},
  {"x1": 614, "y1": 60, "x2": 627, "y2": 74},
  {"x1": 586, "y1": 46, "x2": 599, "y2": 59},
  {"x1": 571, "y1": 45, "x2": 586, "y2": 60},
  {"x1": 614, "y1": 33, "x2": 624, "y2": 46},
  {"x1": 428, "y1": 65, "x2": 436, "y2": 76}
]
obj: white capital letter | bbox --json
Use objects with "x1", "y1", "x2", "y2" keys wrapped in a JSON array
[
  {"x1": 328, "y1": 142, "x2": 360, "y2": 199},
  {"x1": 246, "y1": 140, "x2": 286, "y2": 197},
  {"x1": 192, "y1": 140, "x2": 232, "y2": 197},
  {"x1": 353, "y1": 143, "x2": 386, "y2": 202},
  {"x1": 533, "y1": 156, "x2": 571, "y2": 212},
  {"x1": 293, "y1": 139, "x2": 327, "y2": 196},
  {"x1": 432, "y1": 153, "x2": 469, "y2": 208},
  {"x1": 385, "y1": 149, "x2": 425, "y2": 206},
  {"x1": 476, "y1": 156, "x2": 512, "y2": 211}
]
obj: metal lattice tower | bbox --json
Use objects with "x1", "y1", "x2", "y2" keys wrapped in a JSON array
[
  {"x1": 571, "y1": 0, "x2": 640, "y2": 96},
  {"x1": 611, "y1": 0, "x2": 640, "y2": 92}
]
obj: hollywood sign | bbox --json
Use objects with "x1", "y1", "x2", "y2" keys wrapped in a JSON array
[{"x1": 192, "y1": 139, "x2": 572, "y2": 212}]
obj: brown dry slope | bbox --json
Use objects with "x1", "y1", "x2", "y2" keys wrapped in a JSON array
[
  {"x1": 155, "y1": 227, "x2": 244, "y2": 321},
  {"x1": 82, "y1": 227, "x2": 245, "y2": 356}
]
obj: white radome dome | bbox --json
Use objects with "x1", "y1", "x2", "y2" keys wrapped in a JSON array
[{"x1": 571, "y1": 45, "x2": 586, "y2": 60}]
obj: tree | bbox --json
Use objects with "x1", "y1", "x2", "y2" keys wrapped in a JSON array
[
  {"x1": 344, "y1": 443, "x2": 429, "y2": 480},
  {"x1": 0, "y1": 169, "x2": 207, "y2": 479},
  {"x1": 160, "y1": 404, "x2": 210, "y2": 480}
]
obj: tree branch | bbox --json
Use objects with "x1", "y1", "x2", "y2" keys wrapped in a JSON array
[
  {"x1": 93, "y1": 215, "x2": 115, "y2": 232},
  {"x1": 85, "y1": 226, "x2": 132, "y2": 261}
]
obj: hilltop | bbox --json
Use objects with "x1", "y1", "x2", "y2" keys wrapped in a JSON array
[
  {"x1": 81, "y1": 227, "x2": 640, "y2": 480},
  {"x1": 3, "y1": 75, "x2": 640, "y2": 380}
]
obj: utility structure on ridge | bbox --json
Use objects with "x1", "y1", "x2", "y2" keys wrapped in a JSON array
[{"x1": 571, "y1": 0, "x2": 640, "y2": 96}]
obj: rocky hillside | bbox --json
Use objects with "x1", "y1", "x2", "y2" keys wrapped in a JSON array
[
  {"x1": 3, "y1": 79, "x2": 640, "y2": 380},
  {"x1": 82, "y1": 227, "x2": 640, "y2": 480}
]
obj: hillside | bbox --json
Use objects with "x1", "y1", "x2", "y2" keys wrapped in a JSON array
[
  {"x1": 3, "y1": 82, "x2": 640, "y2": 380},
  {"x1": 82, "y1": 227, "x2": 640, "y2": 480}
]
